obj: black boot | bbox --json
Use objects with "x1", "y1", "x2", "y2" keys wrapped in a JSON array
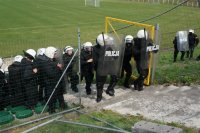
[
  {"x1": 180, "y1": 51, "x2": 185, "y2": 61},
  {"x1": 186, "y1": 51, "x2": 189, "y2": 58},
  {"x1": 137, "y1": 80, "x2": 144, "y2": 91},
  {"x1": 106, "y1": 85, "x2": 115, "y2": 96},
  {"x1": 133, "y1": 80, "x2": 139, "y2": 90},
  {"x1": 86, "y1": 84, "x2": 92, "y2": 95},
  {"x1": 71, "y1": 86, "x2": 78, "y2": 92},
  {"x1": 96, "y1": 86, "x2": 103, "y2": 103},
  {"x1": 106, "y1": 76, "x2": 117, "y2": 96},
  {"x1": 86, "y1": 88, "x2": 91, "y2": 95},
  {"x1": 96, "y1": 96, "x2": 102, "y2": 103},
  {"x1": 123, "y1": 77, "x2": 130, "y2": 88}
]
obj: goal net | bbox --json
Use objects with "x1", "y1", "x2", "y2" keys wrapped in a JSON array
[{"x1": 85, "y1": 0, "x2": 100, "y2": 7}]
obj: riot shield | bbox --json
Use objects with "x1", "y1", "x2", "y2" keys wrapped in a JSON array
[
  {"x1": 97, "y1": 34, "x2": 125, "y2": 77},
  {"x1": 176, "y1": 31, "x2": 189, "y2": 51},
  {"x1": 133, "y1": 38, "x2": 151, "y2": 70}
]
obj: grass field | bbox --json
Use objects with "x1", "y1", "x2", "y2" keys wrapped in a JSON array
[
  {"x1": 0, "y1": 1, "x2": 200, "y2": 131},
  {"x1": 5, "y1": 110, "x2": 199, "y2": 133},
  {"x1": 0, "y1": 0, "x2": 200, "y2": 56}
]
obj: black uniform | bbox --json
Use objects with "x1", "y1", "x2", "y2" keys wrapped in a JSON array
[
  {"x1": 34, "y1": 55, "x2": 46, "y2": 102},
  {"x1": 132, "y1": 38, "x2": 151, "y2": 91},
  {"x1": 42, "y1": 56, "x2": 65, "y2": 113},
  {"x1": 8, "y1": 61, "x2": 24, "y2": 106},
  {"x1": 0, "y1": 70, "x2": 6, "y2": 110},
  {"x1": 186, "y1": 32, "x2": 199, "y2": 59},
  {"x1": 63, "y1": 53, "x2": 79, "y2": 92},
  {"x1": 121, "y1": 42, "x2": 133, "y2": 88},
  {"x1": 93, "y1": 44, "x2": 118, "y2": 102},
  {"x1": 21, "y1": 58, "x2": 38, "y2": 109},
  {"x1": 81, "y1": 49, "x2": 94, "y2": 95},
  {"x1": 173, "y1": 37, "x2": 185, "y2": 62}
]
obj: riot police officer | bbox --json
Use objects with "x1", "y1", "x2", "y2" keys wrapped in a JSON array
[
  {"x1": 43, "y1": 46, "x2": 65, "y2": 113},
  {"x1": 21, "y1": 49, "x2": 38, "y2": 109},
  {"x1": 93, "y1": 34, "x2": 118, "y2": 102},
  {"x1": 0, "y1": 58, "x2": 6, "y2": 110},
  {"x1": 35, "y1": 48, "x2": 46, "y2": 103},
  {"x1": 133, "y1": 29, "x2": 152, "y2": 91},
  {"x1": 8, "y1": 55, "x2": 23, "y2": 106},
  {"x1": 121, "y1": 35, "x2": 134, "y2": 88},
  {"x1": 63, "y1": 46, "x2": 79, "y2": 93},
  {"x1": 81, "y1": 42, "x2": 94, "y2": 95},
  {"x1": 173, "y1": 35, "x2": 185, "y2": 62},
  {"x1": 186, "y1": 29, "x2": 199, "y2": 59}
]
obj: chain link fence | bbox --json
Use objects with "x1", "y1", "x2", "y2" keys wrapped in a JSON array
[
  {"x1": 0, "y1": 29, "x2": 83, "y2": 131},
  {"x1": 125, "y1": 0, "x2": 200, "y2": 7}
]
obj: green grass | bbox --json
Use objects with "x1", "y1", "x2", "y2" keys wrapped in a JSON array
[
  {"x1": 0, "y1": 0, "x2": 200, "y2": 83},
  {"x1": 155, "y1": 47, "x2": 200, "y2": 84},
  {"x1": 0, "y1": 0, "x2": 200, "y2": 56},
  {"x1": 8, "y1": 110, "x2": 199, "y2": 133}
]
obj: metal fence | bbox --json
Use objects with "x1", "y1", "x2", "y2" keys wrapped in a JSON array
[
  {"x1": 0, "y1": 26, "x2": 200, "y2": 132},
  {"x1": 0, "y1": 29, "x2": 83, "y2": 132},
  {"x1": 126, "y1": 0, "x2": 199, "y2": 7}
]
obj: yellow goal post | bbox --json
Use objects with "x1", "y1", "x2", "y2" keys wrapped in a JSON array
[{"x1": 105, "y1": 17, "x2": 157, "y2": 85}]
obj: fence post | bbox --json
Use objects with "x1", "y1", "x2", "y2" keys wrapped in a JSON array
[
  {"x1": 151, "y1": 24, "x2": 160, "y2": 85},
  {"x1": 78, "y1": 28, "x2": 81, "y2": 106},
  {"x1": 40, "y1": 49, "x2": 79, "y2": 114}
]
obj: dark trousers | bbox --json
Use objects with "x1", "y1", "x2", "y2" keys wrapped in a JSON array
[
  {"x1": 96, "y1": 75, "x2": 107, "y2": 99},
  {"x1": 96, "y1": 74, "x2": 118, "y2": 98},
  {"x1": 57, "y1": 90, "x2": 65, "y2": 109},
  {"x1": 24, "y1": 84, "x2": 38, "y2": 109},
  {"x1": 186, "y1": 46, "x2": 195, "y2": 59},
  {"x1": 134, "y1": 61, "x2": 149, "y2": 90},
  {"x1": 82, "y1": 72, "x2": 94, "y2": 93},
  {"x1": 174, "y1": 49, "x2": 185, "y2": 61},
  {"x1": 121, "y1": 62, "x2": 132, "y2": 85},
  {"x1": 67, "y1": 72, "x2": 79, "y2": 90},
  {"x1": 38, "y1": 86, "x2": 45, "y2": 102},
  {"x1": 45, "y1": 88, "x2": 65, "y2": 113}
]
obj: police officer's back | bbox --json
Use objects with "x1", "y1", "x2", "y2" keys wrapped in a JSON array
[
  {"x1": 35, "y1": 48, "x2": 46, "y2": 102},
  {"x1": 0, "y1": 58, "x2": 6, "y2": 110},
  {"x1": 21, "y1": 49, "x2": 38, "y2": 109},
  {"x1": 43, "y1": 47, "x2": 65, "y2": 113},
  {"x1": 8, "y1": 55, "x2": 23, "y2": 106}
]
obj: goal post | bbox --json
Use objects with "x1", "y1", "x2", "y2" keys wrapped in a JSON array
[
  {"x1": 105, "y1": 17, "x2": 157, "y2": 85},
  {"x1": 85, "y1": 0, "x2": 100, "y2": 7}
]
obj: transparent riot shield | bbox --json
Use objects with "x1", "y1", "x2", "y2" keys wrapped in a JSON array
[
  {"x1": 133, "y1": 38, "x2": 150, "y2": 71},
  {"x1": 97, "y1": 34, "x2": 125, "y2": 77},
  {"x1": 177, "y1": 31, "x2": 189, "y2": 51}
]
